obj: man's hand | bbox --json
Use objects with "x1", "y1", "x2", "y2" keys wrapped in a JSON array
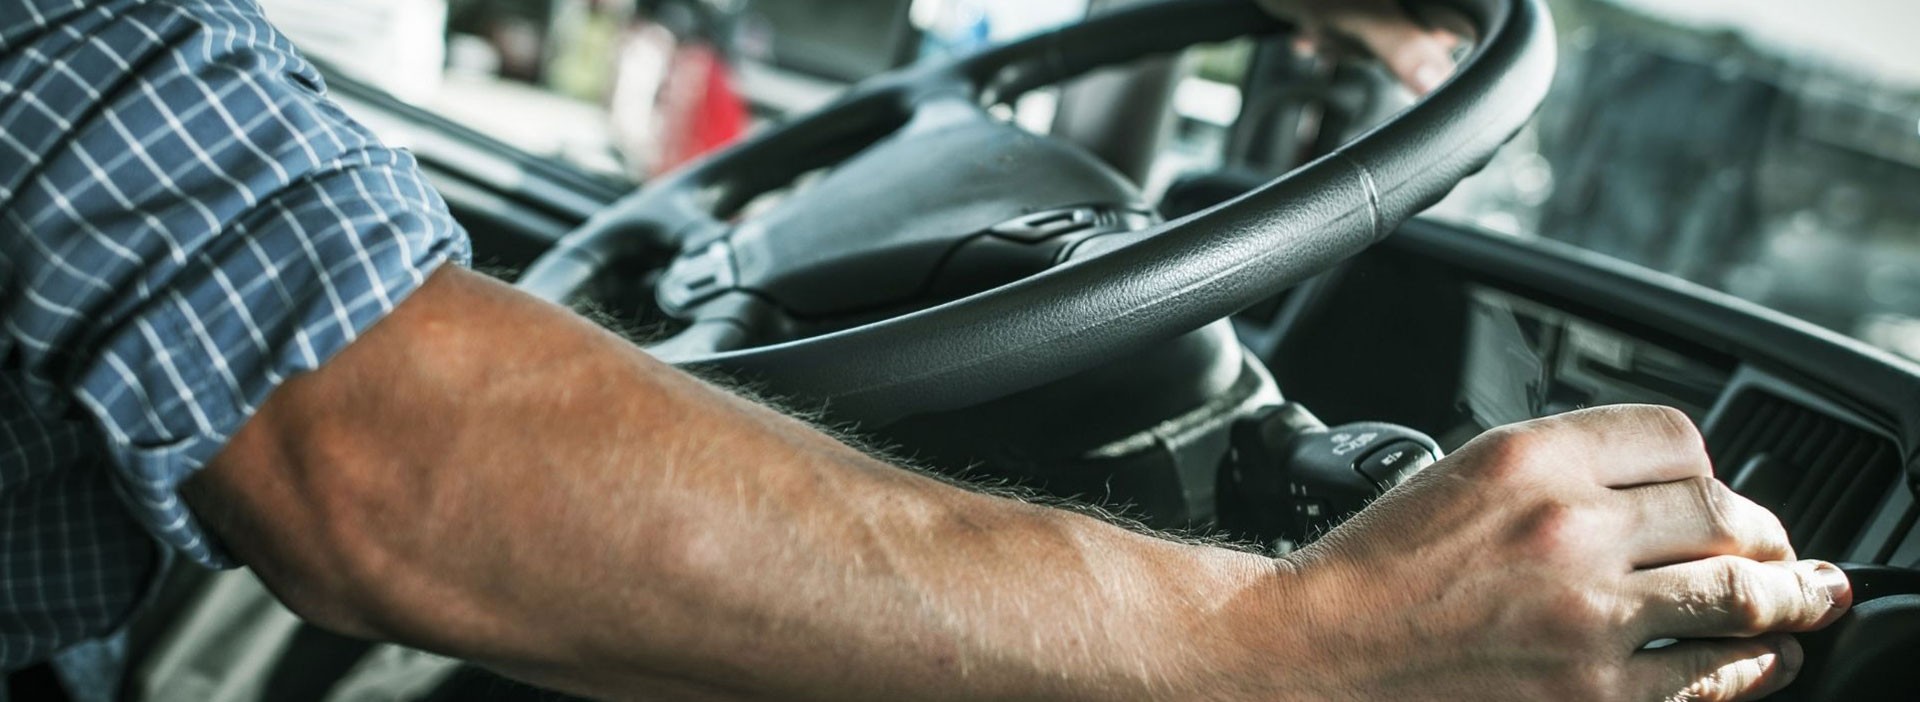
[
  {"x1": 1219, "y1": 405, "x2": 1853, "y2": 701},
  {"x1": 1257, "y1": 0, "x2": 1464, "y2": 93}
]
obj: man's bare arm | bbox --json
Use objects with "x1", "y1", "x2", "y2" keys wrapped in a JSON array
[
  {"x1": 185, "y1": 267, "x2": 1849, "y2": 701},
  {"x1": 184, "y1": 267, "x2": 1284, "y2": 700}
]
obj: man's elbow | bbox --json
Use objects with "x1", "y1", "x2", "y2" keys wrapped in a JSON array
[{"x1": 183, "y1": 409, "x2": 469, "y2": 648}]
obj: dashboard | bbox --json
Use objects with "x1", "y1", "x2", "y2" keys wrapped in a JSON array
[{"x1": 1257, "y1": 218, "x2": 1920, "y2": 569}]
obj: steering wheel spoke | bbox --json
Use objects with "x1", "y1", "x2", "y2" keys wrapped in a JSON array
[{"x1": 647, "y1": 292, "x2": 793, "y2": 363}]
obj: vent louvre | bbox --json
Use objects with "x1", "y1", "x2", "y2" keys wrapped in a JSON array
[{"x1": 1707, "y1": 391, "x2": 1903, "y2": 559}]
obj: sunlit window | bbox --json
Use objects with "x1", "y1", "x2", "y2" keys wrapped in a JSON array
[{"x1": 1431, "y1": 0, "x2": 1920, "y2": 363}]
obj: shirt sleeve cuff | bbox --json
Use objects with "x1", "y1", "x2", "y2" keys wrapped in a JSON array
[{"x1": 77, "y1": 165, "x2": 471, "y2": 568}]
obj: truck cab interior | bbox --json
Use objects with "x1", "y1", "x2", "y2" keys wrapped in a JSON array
[{"x1": 71, "y1": 0, "x2": 1920, "y2": 699}]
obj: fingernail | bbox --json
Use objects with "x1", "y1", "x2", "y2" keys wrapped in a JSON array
[
  {"x1": 1812, "y1": 561, "x2": 1851, "y2": 606},
  {"x1": 1778, "y1": 635, "x2": 1805, "y2": 677},
  {"x1": 1413, "y1": 61, "x2": 1451, "y2": 94}
]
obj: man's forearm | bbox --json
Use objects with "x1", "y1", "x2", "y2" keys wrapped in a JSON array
[{"x1": 186, "y1": 268, "x2": 1291, "y2": 700}]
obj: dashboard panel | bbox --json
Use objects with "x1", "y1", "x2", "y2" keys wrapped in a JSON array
[
  {"x1": 1256, "y1": 218, "x2": 1920, "y2": 569},
  {"x1": 1453, "y1": 285, "x2": 1731, "y2": 447}
]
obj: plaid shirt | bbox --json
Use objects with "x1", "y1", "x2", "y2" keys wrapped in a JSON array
[{"x1": 1, "y1": 0, "x2": 469, "y2": 671}]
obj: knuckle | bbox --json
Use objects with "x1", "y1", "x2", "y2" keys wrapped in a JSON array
[
  {"x1": 1762, "y1": 508, "x2": 1791, "y2": 546},
  {"x1": 1690, "y1": 478, "x2": 1741, "y2": 548},
  {"x1": 1515, "y1": 500, "x2": 1586, "y2": 560},
  {"x1": 1469, "y1": 425, "x2": 1544, "y2": 480},
  {"x1": 1643, "y1": 405, "x2": 1713, "y2": 476},
  {"x1": 1612, "y1": 403, "x2": 1701, "y2": 442},
  {"x1": 1649, "y1": 405, "x2": 1704, "y2": 445},
  {"x1": 1714, "y1": 559, "x2": 1772, "y2": 633},
  {"x1": 1746, "y1": 499, "x2": 1794, "y2": 557},
  {"x1": 1789, "y1": 564, "x2": 1836, "y2": 625}
]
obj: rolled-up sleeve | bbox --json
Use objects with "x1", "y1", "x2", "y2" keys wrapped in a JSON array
[{"x1": 1, "y1": 0, "x2": 470, "y2": 571}]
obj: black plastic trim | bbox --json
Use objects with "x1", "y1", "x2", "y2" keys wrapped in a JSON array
[{"x1": 1389, "y1": 218, "x2": 1920, "y2": 481}]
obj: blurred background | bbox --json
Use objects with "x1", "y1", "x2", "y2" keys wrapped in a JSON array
[{"x1": 257, "y1": 0, "x2": 1920, "y2": 365}]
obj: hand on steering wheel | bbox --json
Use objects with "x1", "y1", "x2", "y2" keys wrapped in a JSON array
[
  {"x1": 1259, "y1": 0, "x2": 1468, "y2": 93},
  {"x1": 1231, "y1": 406, "x2": 1854, "y2": 701}
]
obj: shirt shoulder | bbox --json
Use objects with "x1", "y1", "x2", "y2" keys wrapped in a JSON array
[
  {"x1": 1, "y1": 0, "x2": 468, "y2": 571},
  {"x1": 1, "y1": 1, "x2": 305, "y2": 64},
  {"x1": 0, "y1": 0, "x2": 328, "y2": 202}
]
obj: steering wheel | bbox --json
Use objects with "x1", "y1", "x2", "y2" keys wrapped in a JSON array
[{"x1": 518, "y1": 0, "x2": 1556, "y2": 425}]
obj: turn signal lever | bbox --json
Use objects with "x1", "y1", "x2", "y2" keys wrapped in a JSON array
[{"x1": 1218, "y1": 403, "x2": 1442, "y2": 553}]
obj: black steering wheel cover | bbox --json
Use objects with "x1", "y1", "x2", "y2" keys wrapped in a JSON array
[{"x1": 527, "y1": 0, "x2": 1557, "y2": 425}]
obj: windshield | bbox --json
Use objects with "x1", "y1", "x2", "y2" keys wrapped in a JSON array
[
  {"x1": 265, "y1": 0, "x2": 1920, "y2": 365},
  {"x1": 1432, "y1": 0, "x2": 1920, "y2": 365}
]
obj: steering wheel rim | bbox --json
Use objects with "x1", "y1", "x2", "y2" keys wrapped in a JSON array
[{"x1": 518, "y1": 0, "x2": 1557, "y2": 425}]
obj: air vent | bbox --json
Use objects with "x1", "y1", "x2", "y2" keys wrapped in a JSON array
[{"x1": 1707, "y1": 390, "x2": 1903, "y2": 559}]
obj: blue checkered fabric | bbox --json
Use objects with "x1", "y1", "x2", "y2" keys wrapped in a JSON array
[{"x1": 1, "y1": 0, "x2": 470, "y2": 669}]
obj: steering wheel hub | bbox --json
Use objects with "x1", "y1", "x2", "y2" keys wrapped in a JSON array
[{"x1": 661, "y1": 113, "x2": 1148, "y2": 321}]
